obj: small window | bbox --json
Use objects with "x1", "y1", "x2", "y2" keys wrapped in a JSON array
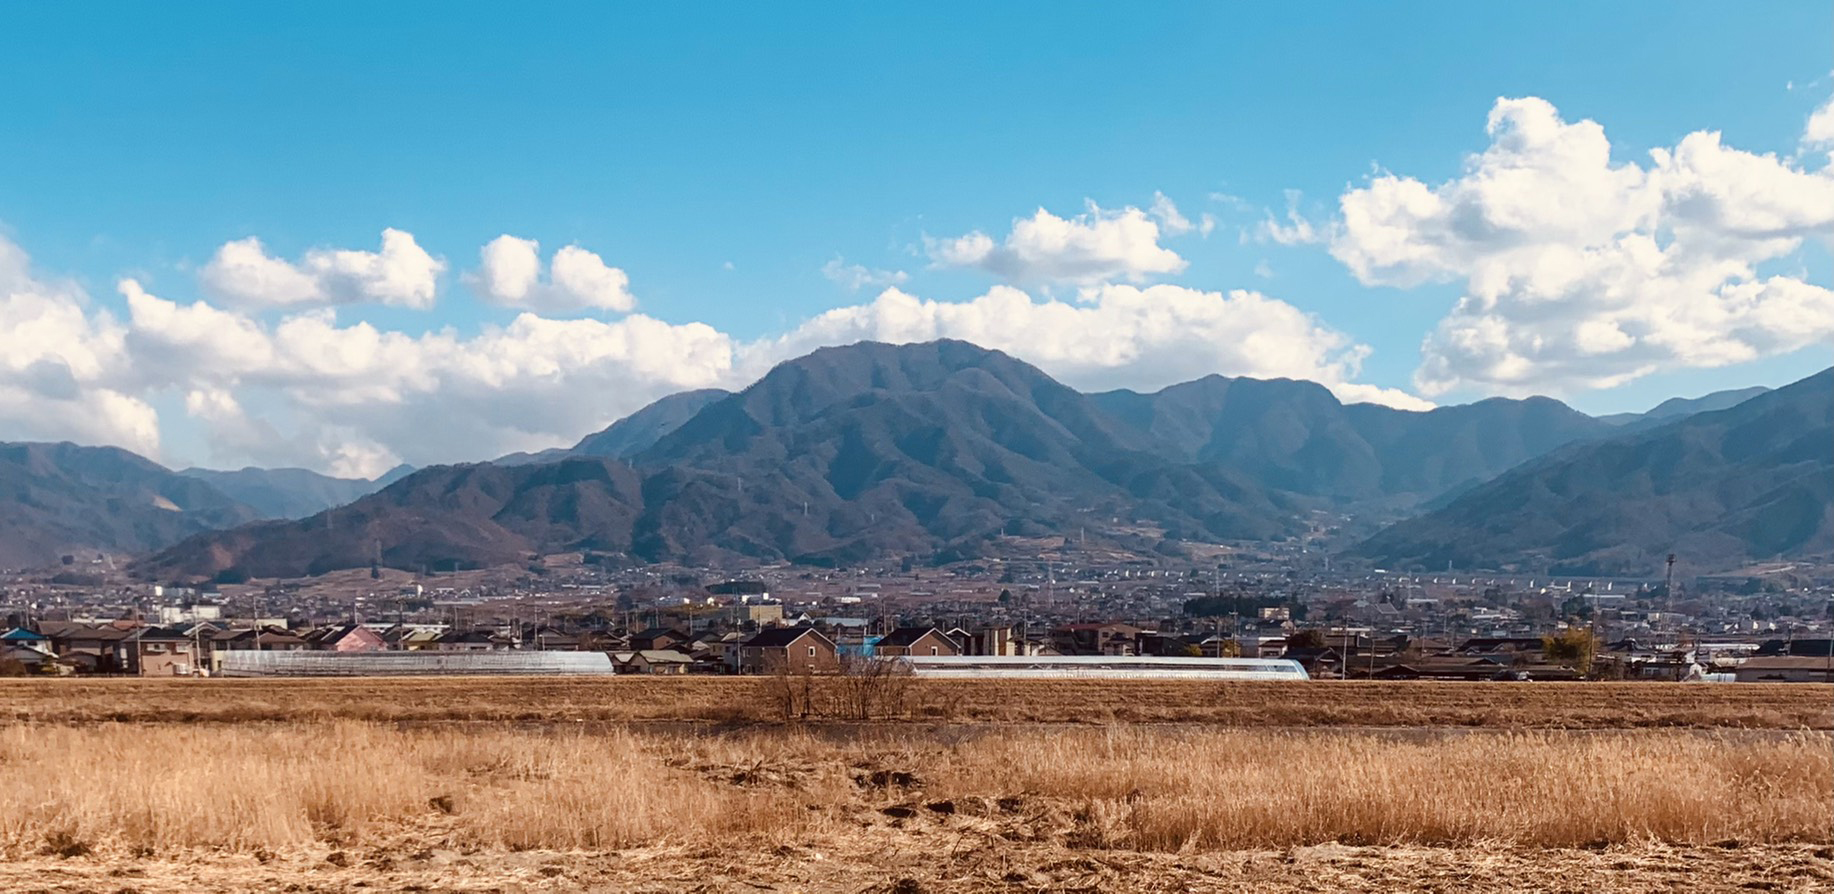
[
  {"x1": 807, "y1": 645, "x2": 816, "y2": 657},
  {"x1": 929, "y1": 646, "x2": 938, "y2": 655}
]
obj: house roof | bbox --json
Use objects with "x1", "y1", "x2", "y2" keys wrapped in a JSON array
[
  {"x1": 0, "y1": 627, "x2": 48, "y2": 642},
  {"x1": 216, "y1": 626, "x2": 306, "y2": 645},
  {"x1": 744, "y1": 626, "x2": 832, "y2": 649},
  {"x1": 629, "y1": 649, "x2": 693, "y2": 664},
  {"x1": 1, "y1": 642, "x2": 57, "y2": 659},
  {"x1": 1739, "y1": 656, "x2": 1834, "y2": 671},
  {"x1": 306, "y1": 624, "x2": 380, "y2": 645},
  {"x1": 38, "y1": 622, "x2": 131, "y2": 642},
  {"x1": 878, "y1": 626, "x2": 944, "y2": 648}
]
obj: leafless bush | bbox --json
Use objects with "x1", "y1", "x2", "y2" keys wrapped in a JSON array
[
  {"x1": 825, "y1": 653, "x2": 915, "y2": 721},
  {"x1": 768, "y1": 654, "x2": 915, "y2": 721}
]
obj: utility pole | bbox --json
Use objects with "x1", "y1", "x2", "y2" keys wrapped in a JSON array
[{"x1": 1664, "y1": 553, "x2": 1677, "y2": 631}]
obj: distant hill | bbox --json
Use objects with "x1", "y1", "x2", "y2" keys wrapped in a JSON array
[
  {"x1": 141, "y1": 458, "x2": 647, "y2": 579},
  {"x1": 138, "y1": 342, "x2": 1310, "y2": 578},
  {"x1": 101, "y1": 341, "x2": 1828, "y2": 581},
  {"x1": 179, "y1": 466, "x2": 412, "y2": 519},
  {"x1": 1093, "y1": 378, "x2": 1613, "y2": 505},
  {"x1": 1356, "y1": 369, "x2": 1833, "y2": 575},
  {"x1": 0, "y1": 442, "x2": 259, "y2": 568},
  {"x1": 627, "y1": 340, "x2": 1299, "y2": 560},
  {"x1": 1598, "y1": 386, "x2": 1771, "y2": 428},
  {"x1": 495, "y1": 388, "x2": 730, "y2": 466}
]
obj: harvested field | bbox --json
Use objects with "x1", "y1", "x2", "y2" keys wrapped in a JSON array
[
  {"x1": 1, "y1": 723, "x2": 1830, "y2": 892},
  {"x1": 2, "y1": 676, "x2": 1829, "y2": 728},
  {"x1": 8, "y1": 679, "x2": 1830, "y2": 891}
]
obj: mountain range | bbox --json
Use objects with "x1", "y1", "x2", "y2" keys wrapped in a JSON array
[
  {"x1": 1357, "y1": 370, "x2": 1832, "y2": 576},
  {"x1": 1596, "y1": 386, "x2": 1770, "y2": 428},
  {"x1": 0, "y1": 442, "x2": 261, "y2": 568},
  {"x1": 3, "y1": 339, "x2": 1822, "y2": 580},
  {"x1": 178, "y1": 464, "x2": 416, "y2": 519}
]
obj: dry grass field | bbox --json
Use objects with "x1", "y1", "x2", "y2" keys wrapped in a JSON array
[
  {"x1": 4, "y1": 677, "x2": 1831, "y2": 891},
  {"x1": 1, "y1": 722, "x2": 1830, "y2": 892},
  {"x1": 2, "y1": 675, "x2": 1829, "y2": 728}
]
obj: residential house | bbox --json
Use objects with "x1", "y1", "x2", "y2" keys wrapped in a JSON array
[
  {"x1": 526, "y1": 627, "x2": 580, "y2": 651},
  {"x1": 1052, "y1": 622, "x2": 1144, "y2": 656},
  {"x1": 435, "y1": 629, "x2": 509, "y2": 651},
  {"x1": 205, "y1": 626, "x2": 308, "y2": 673},
  {"x1": 874, "y1": 626, "x2": 961, "y2": 658},
  {"x1": 114, "y1": 626, "x2": 197, "y2": 676},
  {"x1": 381, "y1": 625, "x2": 446, "y2": 651},
  {"x1": 739, "y1": 626, "x2": 838, "y2": 674},
  {"x1": 1281, "y1": 646, "x2": 1342, "y2": 678},
  {"x1": 1, "y1": 639, "x2": 66, "y2": 674},
  {"x1": 305, "y1": 624, "x2": 387, "y2": 653},
  {"x1": 957, "y1": 626, "x2": 1016, "y2": 656},
  {"x1": 0, "y1": 627, "x2": 53, "y2": 654},
  {"x1": 38, "y1": 621, "x2": 134, "y2": 673},
  {"x1": 611, "y1": 649, "x2": 695, "y2": 675},
  {"x1": 630, "y1": 626, "x2": 689, "y2": 652},
  {"x1": 1734, "y1": 656, "x2": 1834, "y2": 683}
]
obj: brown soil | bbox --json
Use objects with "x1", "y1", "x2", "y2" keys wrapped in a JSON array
[{"x1": 6, "y1": 839, "x2": 1830, "y2": 893}]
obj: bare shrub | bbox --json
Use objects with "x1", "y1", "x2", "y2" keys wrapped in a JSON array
[
  {"x1": 823, "y1": 654, "x2": 915, "y2": 721},
  {"x1": 769, "y1": 654, "x2": 915, "y2": 721}
]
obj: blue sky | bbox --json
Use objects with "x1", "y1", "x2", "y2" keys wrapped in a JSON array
[{"x1": 1, "y1": 3, "x2": 1830, "y2": 476}]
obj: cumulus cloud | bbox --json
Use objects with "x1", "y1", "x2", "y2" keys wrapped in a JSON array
[
  {"x1": 1328, "y1": 96, "x2": 1834, "y2": 395},
  {"x1": 820, "y1": 257, "x2": 908, "y2": 291},
  {"x1": 1805, "y1": 94, "x2": 1834, "y2": 152},
  {"x1": 465, "y1": 235, "x2": 636, "y2": 313},
  {"x1": 199, "y1": 228, "x2": 445, "y2": 310},
  {"x1": 0, "y1": 237, "x2": 159, "y2": 456},
  {"x1": 744, "y1": 284, "x2": 1432, "y2": 410},
  {"x1": 6, "y1": 227, "x2": 1435, "y2": 476},
  {"x1": 120, "y1": 279, "x2": 732, "y2": 477},
  {"x1": 927, "y1": 200, "x2": 1188, "y2": 284}
]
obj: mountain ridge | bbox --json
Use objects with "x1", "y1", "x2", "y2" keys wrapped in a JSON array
[
  {"x1": 6, "y1": 340, "x2": 1816, "y2": 579},
  {"x1": 178, "y1": 465, "x2": 416, "y2": 520},
  {"x1": 1356, "y1": 369, "x2": 1833, "y2": 576},
  {"x1": 0, "y1": 442, "x2": 261, "y2": 568}
]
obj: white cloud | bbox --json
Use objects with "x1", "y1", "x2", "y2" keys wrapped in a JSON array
[
  {"x1": 4, "y1": 221, "x2": 1437, "y2": 475},
  {"x1": 1804, "y1": 94, "x2": 1834, "y2": 152},
  {"x1": 1328, "y1": 96, "x2": 1834, "y2": 395},
  {"x1": 122, "y1": 279, "x2": 730, "y2": 477},
  {"x1": 927, "y1": 200, "x2": 1188, "y2": 284},
  {"x1": 199, "y1": 228, "x2": 444, "y2": 310},
  {"x1": 0, "y1": 237, "x2": 159, "y2": 456},
  {"x1": 1253, "y1": 190, "x2": 1322, "y2": 246},
  {"x1": 820, "y1": 257, "x2": 908, "y2": 291},
  {"x1": 465, "y1": 235, "x2": 636, "y2": 313},
  {"x1": 1149, "y1": 192, "x2": 1193, "y2": 235},
  {"x1": 744, "y1": 283, "x2": 1432, "y2": 410}
]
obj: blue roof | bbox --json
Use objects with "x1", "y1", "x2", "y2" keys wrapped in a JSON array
[{"x1": 0, "y1": 628, "x2": 48, "y2": 641}]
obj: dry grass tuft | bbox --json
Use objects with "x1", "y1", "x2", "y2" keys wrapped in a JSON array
[
  {"x1": 0, "y1": 724, "x2": 818, "y2": 856},
  {"x1": 925, "y1": 728, "x2": 1834, "y2": 849}
]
